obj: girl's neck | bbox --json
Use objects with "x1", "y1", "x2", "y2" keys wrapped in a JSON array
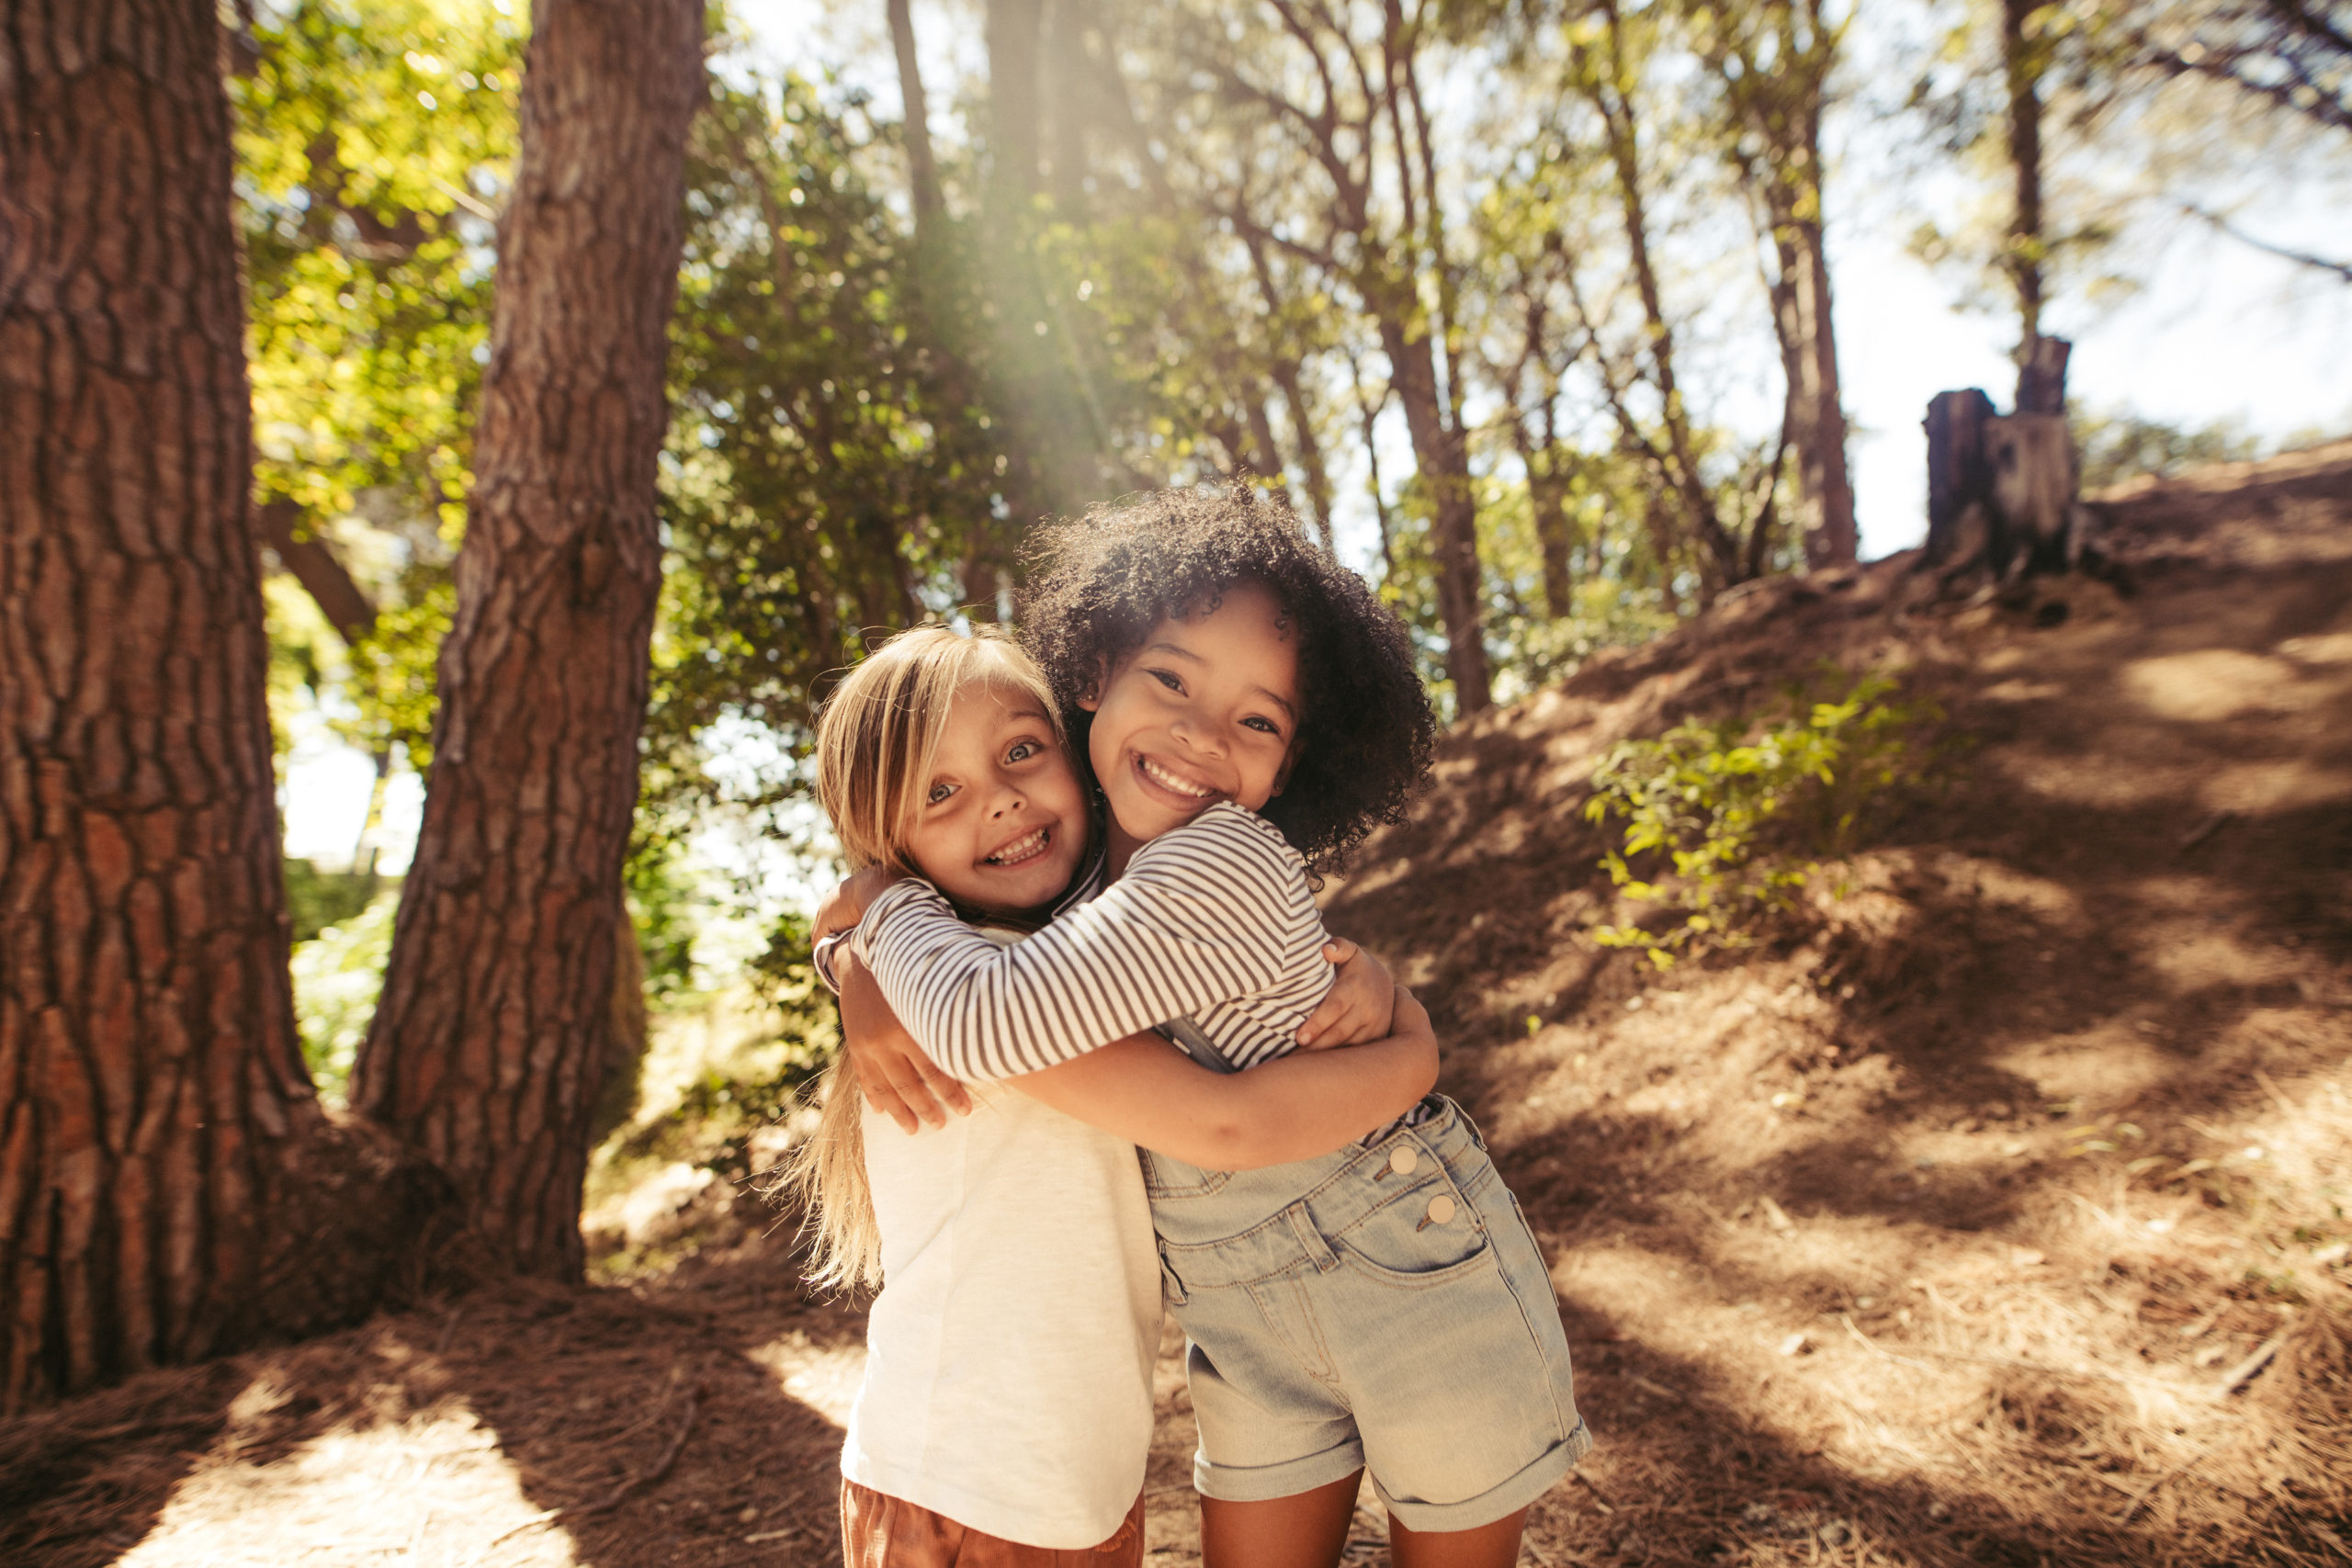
[{"x1": 1103, "y1": 818, "x2": 1145, "y2": 882}]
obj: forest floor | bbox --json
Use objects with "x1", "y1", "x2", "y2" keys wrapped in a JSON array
[{"x1": 6, "y1": 443, "x2": 2350, "y2": 1568}]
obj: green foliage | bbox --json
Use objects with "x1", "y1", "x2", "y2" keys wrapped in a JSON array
[
  {"x1": 2075, "y1": 406, "x2": 2265, "y2": 491},
  {"x1": 645, "y1": 73, "x2": 1011, "y2": 823},
  {"x1": 745, "y1": 908, "x2": 818, "y2": 1010},
  {"x1": 623, "y1": 835, "x2": 705, "y2": 1006},
  {"x1": 288, "y1": 884, "x2": 402, "y2": 1101},
  {"x1": 282, "y1": 856, "x2": 383, "y2": 945},
  {"x1": 234, "y1": 0, "x2": 521, "y2": 773},
  {"x1": 1582, "y1": 668, "x2": 1940, "y2": 967},
  {"x1": 1473, "y1": 461, "x2": 1684, "y2": 703}
]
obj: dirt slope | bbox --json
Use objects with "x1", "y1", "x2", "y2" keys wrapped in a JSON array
[
  {"x1": 1313, "y1": 439, "x2": 2352, "y2": 1566},
  {"x1": 5, "y1": 445, "x2": 2348, "y2": 1568}
]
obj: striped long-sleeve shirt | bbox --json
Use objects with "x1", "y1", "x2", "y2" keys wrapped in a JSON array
[{"x1": 859, "y1": 802, "x2": 1333, "y2": 1084}]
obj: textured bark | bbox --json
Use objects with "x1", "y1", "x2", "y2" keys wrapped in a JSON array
[
  {"x1": 1924, "y1": 388, "x2": 1996, "y2": 565},
  {"x1": 0, "y1": 0, "x2": 437, "y2": 1410},
  {"x1": 350, "y1": 0, "x2": 705, "y2": 1281}
]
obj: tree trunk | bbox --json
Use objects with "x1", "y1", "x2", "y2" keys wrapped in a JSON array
[
  {"x1": 1518, "y1": 424, "x2": 1577, "y2": 620},
  {"x1": 2001, "y1": 0, "x2": 2047, "y2": 368},
  {"x1": 1378, "y1": 320, "x2": 1490, "y2": 715},
  {"x1": 0, "y1": 0, "x2": 436, "y2": 1409},
  {"x1": 981, "y1": 0, "x2": 1098, "y2": 520},
  {"x1": 350, "y1": 0, "x2": 706, "y2": 1282},
  {"x1": 1789, "y1": 210, "x2": 1857, "y2": 568},
  {"x1": 887, "y1": 0, "x2": 944, "y2": 229}
]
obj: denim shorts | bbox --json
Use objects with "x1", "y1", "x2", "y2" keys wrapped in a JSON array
[{"x1": 1142, "y1": 1095, "x2": 1591, "y2": 1532}]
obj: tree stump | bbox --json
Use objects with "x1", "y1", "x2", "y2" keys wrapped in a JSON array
[
  {"x1": 1924, "y1": 389, "x2": 1996, "y2": 567},
  {"x1": 1920, "y1": 338, "x2": 2079, "y2": 588}
]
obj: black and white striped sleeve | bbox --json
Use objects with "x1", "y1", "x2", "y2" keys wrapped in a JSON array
[{"x1": 857, "y1": 805, "x2": 1317, "y2": 1082}]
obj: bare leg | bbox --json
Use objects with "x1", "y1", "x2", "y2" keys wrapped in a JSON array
[
  {"x1": 1199, "y1": 1470, "x2": 1363, "y2": 1568},
  {"x1": 1388, "y1": 1503, "x2": 1532, "y2": 1568}
]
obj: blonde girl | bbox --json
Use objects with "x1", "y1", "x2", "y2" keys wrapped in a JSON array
[{"x1": 786, "y1": 626, "x2": 1435, "y2": 1567}]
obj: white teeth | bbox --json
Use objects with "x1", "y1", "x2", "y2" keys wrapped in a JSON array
[
  {"x1": 1139, "y1": 756, "x2": 1212, "y2": 799},
  {"x1": 986, "y1": 829, "x2": 1047, "y2": 865}
]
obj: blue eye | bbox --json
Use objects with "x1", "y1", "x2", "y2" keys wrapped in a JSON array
[
  {"x1": 927, "y1": 782, "x2": 956, "y2": 805},
  {"x1": 1006, "y1": 739, "x2": 1039, "y2": 762}
]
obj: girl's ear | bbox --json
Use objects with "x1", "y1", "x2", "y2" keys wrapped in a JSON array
[
  {"x1": 1075, "y1": 655, "x2": 1109, "y2": 713},
  {"x1": 1269, "y1": 737, "x2": 1304, "y2": 799}
]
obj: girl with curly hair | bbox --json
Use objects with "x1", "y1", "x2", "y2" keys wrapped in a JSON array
[
  {"x1": 799, "y1": 625, "x2": 1432, "y2": 1568},
  {"x1": 824, "y1": 488, "x2": 1589, "y2": 1568}
]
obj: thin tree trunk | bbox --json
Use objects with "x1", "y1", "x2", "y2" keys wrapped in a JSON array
[
  {"x1": 0, "y1": 0, "x2": 433, "y2": 1409},
  {"x1": 1792, "y1": 209, "x2": 1856, "y2": 567},
  {"x1": 1378, "y1": 318, "x2": 1490, "y2": 715},
  {"x1": 2002, "y1": 0, "x2": 2047, "y2": 373},
  {"x1": 351, "y1": 0, "x2": 706, "y2": 1282},
  {"x1": 980, "y1": 0, "x2": 1102, "y2": 520},
  {"x1": 1515, "y1": 417, "x2": 1577, "y2": 620},
  {"x1": 1271, "y1": 361, "x2": 1334, "y2": 549},
  {"x1": 986, "y1": 0, "x2": 1045, "y2": 200},
  {"x1": 887, "y1": 0, "x2": 944, "y2": 229},
  {"x1": 1591, "y1": 0, "x2": 1737, "y2": 591},
  {"x1": 1703, "y1": 1, "x2": 1855, "y2": 569},
  {"x1": 255, "y1": 500, "x2": 398, "y2": 869},
  {"x1": 1349, "y1": 357, "x2": 1398, "y2": 580}
]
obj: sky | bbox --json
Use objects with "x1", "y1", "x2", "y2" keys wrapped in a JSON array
[{"x1": 277, "y1": 0, "x2": 2352, "y2": 876}]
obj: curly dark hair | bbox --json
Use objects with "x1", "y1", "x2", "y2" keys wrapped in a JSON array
[{"x1": 1017, "y1": 485, "x2": 1435, "y2": 873}]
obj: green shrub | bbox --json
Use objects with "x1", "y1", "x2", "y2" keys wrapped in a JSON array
[
  {"x1": 288, "y1": 885, "x2": 401, "y2": 1101},
  {"x1": 282, "y1": 856, "x2": 382, "y2": 945},
  {"x1": 1581, "y1": 667, "x2": 1939, "y2": 967}
]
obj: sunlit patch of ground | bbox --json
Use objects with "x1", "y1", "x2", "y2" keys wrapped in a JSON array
[{"x1": 118, "y1": 1402, "x2": 582, "y2": 1567}]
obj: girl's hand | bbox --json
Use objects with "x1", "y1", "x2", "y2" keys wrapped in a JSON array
[
  {"x1": 1295, "y1": 936, "x2": 1397, "y2": 1049},
  {"x1": 837, "y1": 947, "x2": 973, "y2": 1131},
  {"x1": 812, "y1": 864, "x2": 902, "y2": 942}
]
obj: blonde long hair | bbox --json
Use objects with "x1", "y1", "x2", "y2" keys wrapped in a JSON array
[{"x1": 784, "y1": 626, "x2": 1064, "y2": 1293}]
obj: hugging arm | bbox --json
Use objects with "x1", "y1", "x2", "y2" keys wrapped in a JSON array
[
  {"x1": 832, "y1": 947, "x2": 973, "y2": 1132},
  {"x1": 858, "y1": 810, "x2": 1308, "y2": 1082},
  {"x1": 835, "y1": 934, "x2": 1397, "y2": 1133},
  {"x1": 1007, "y1": 989, "x2": 1438, "y2": 1170}
]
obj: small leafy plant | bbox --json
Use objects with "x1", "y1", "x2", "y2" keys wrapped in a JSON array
[{"x1": 1582, "y1": 666, "x2": 1939, "y2": 967}]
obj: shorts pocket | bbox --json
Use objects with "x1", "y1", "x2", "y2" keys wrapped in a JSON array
[{"x1": 1331, "y1": 1188, "x2": 1493, "y2": 1289}]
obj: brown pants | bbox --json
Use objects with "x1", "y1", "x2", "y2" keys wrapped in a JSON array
[{"x1": 841, "y1": 1478, "x2": 1146, "y2": 1567}]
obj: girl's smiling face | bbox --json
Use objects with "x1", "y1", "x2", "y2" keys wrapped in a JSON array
[
  {"x1": 1080, "y1": 580, "x2": 1302, "y2": 873},
  {"x1": 902, "y1": 678, "x2": 1089, "y2": 919}
]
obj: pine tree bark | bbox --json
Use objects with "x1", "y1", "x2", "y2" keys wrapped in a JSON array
[
  {"x1": 350, "y1": 0, "x2": 706, "y2": 1281},
  {"x1": 0, "y1": 0, "x2": 437, "y2": 1410}
]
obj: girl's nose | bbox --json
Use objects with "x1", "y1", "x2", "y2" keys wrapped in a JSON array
[{"x1": 1170, "y1": 718, "x2": 1221, "y2": 757}]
